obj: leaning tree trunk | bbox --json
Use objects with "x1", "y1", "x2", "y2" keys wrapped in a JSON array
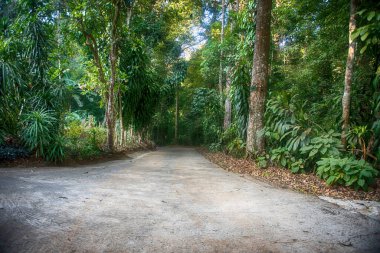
[
  {"x1": 218, "y1": 0, "x2": 226, "y2": 96},
  {"x1": 341, "y1": 0, "x2": 357, "y2": 148},
  {"x1": 246, "y1": 0, "x2": 272, "y2": 155},
  {"x1": 106, "y1": 0, "x2": 121, "y2": 152}
]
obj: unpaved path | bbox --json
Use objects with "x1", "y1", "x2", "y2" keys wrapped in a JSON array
[{"x1": 0, "y1": 147, "x2": 379, "y2": 253}]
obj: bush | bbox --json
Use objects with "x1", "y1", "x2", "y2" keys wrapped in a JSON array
[
  {"x1": 226, "y1": 138, "x2": 246, "y2": 158},
  {"x1": 0, "y1": 146, "x2": 30, "y2": 161},
  {"x1": 270, "y1": 147, "x2": 294, "y2": 168},
  {"x1": 46, "y1": 135, "x2": 65, "y2": 163},
  {"x1": 269, "y1": 147, "x2": 304, "y2": 173},
  {"x1": 300, "y1": 130, "x2": 342, "y2": 170},
  {"x1": 208, "y1": 142, "x2": 222, "y2": 152},
  {"x1": 301, "y1": 130, "x2": 341, "y2": 158},
  {"x1": 21, "y1": 109, "x2": 56, "y2": 157},
  {"x1": 64, "y1": 120, "x2": 106, "y2": 159},
  {"x1": 316, "y1": 157, "x2": 379, "y2": 191},
  {"x1": 256, "y1": 155, "x2": 269, "y2": 168}
]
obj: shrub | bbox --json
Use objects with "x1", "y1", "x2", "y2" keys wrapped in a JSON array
[
  {"x1": 300, "y1": 130, "x2": 342, "y2": 170},
  {"x1": 301, "y1": 130, "x2": 341, "y2": 158},
  {"x1": 21, "y1": 109, "x2": 56, "y2": 157},
  {"x1": 208, "y1": 142, "x2": 222, "y2": 152},
  {"x1": 316, "y1": 157, "x2": 379, "y2": 191},
  {"x1": 0, "y1": 146, "x2": 29, "y2": 161},
  {"x1": 46, "y1": 135, "x2": 65, "y2": 163},
  {"x1": 270, "y1": 147, "x2": 294, "y2": 168},
  {"x1": 256, "y1": 155, "x2": 269, "y2": 168},
  {"x1": 269, "y1": 147, "x2": 304, "y2": 173},
  {"x1": 265, "y1": 95, "x2": 314, "y2": 153},
  {"x1": 226, "y1": 137, "x2": 246, "y2": 158},
  {"x1": 64, "y1": 120, "x2": 106, "y2": 159}
]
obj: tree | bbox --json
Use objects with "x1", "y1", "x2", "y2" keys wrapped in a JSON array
[
  {"x1": 223, "y1": 0, "x2": 240, "y2": 130},
  {"x1": 218, "y1": 0, "x2": 226, "y2": 96},
  {"x1": 246, "y1": 0, "x2": 272, "y2": 154},
  {"x1": 106, "y1": 0, "x2": 122, "y2": 151},
  {"x1": 72, "y1": 0, "x2": 123, "y2": 151},
  {"x1": 341, "y1": 0, "x2": 358, "y2": 148}
]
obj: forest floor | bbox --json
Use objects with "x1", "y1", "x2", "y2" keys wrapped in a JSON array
[
  {"x1": 199, "y1": 148, "x2": 380, "y2": 202},
  {"x1": 0, "y1": 147, "x2": 379, "y2": 252}
]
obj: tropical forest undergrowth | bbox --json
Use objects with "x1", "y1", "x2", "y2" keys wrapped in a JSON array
[{"x1": 200, "y1": 148, "x2": 380, "y2": 201}]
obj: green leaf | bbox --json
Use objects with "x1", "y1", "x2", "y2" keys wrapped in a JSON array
[
  {"x1": 281, "y1": 158, "x2": 286, "y2": 167},
  {"x1": 367, "y1": 11, "x2": 375, "y2": 21},
  {"x1": 357, "y1": 179, "x2": 365, "y2": 187},
  {"x1": 291, "y1": 166, "x2": 300, "y2": 173},
  {"x1": 357, "y1": 9, "x2": 366, "y2": 16},
  {"x1": 309, "y1": 149, "x2": 318, "y2": 157},
  {"x1": 361, "y1": 32, "x2": 369, "y2": 41},
  {"x1": 345, "y1": 177, "x2": 357, "y2": 186},
  {"x1": 360, "y1": 44, "x2": 368, "y2": 54},
  {"x1": 326, "y1": 176, "x2": 336, "y2": 185},
  {"x1": 360, "y1": 169, "x2": 372, "y2": 178}
]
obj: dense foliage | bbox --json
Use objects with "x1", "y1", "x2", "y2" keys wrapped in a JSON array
[{"x1": 0, "y1": 0, "x2": 379, "y2": 191}]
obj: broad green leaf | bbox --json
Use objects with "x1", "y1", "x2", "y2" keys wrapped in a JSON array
[
  {"x1": 361, "y1": 32, "x2": 369, "y2": 41},
  {"x1": 326, "y1": 176, "x2": 336, "y2": 185},
  {"x1": 367, "y1": 11, "x2": 375, "y2": 21},
  {"x1": 360, "y1": 44, "x2": 368, "y2": 54},
  {"x1": 357, "y1": 179, "x2": 365, "y2": 187},
  {"x1": 309, "y1": 149, "x2": 318, "y2": 157}
]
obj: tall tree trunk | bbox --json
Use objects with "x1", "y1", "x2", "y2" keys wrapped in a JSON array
[
  {"x1": 218, "y1": 0, "x2": 226, "y2": 96},
  {"x1": 106, "y1": 0, "x2": 121, "y2": 151},
  {"x1": 174, "y1": 86, "x2": 179, "y2": 144},
  {"x1": 246, "y1": 0, "x2": 272, "y2": 154},
  {"x1": 126, "y1": 3, "x2": 133, "y2": 28},
  {"x1": 118, "y1": 1, "x2": 134, "y2": 148},
  {"x1": 341, "y1": 0, "x2": 358, "y2": 148},
  {"x1": 119, "y1": 90, "x2": 124, "y2": 146},
  {"x1": 224, "y1": 67, "x2": 232, "y2": 129},
  {"x1": 223, "y1": 1, "x2": 239, "y2": 130}
]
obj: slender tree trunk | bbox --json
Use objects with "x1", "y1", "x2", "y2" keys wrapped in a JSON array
[
  {"x1": 106, "y1": 0, "x2": 121, "y2": 151},
  {"x1": 223, "y1": 1, "x2": 239, "y2": 130},
  {"x1": 223, "y1": 68, "x2": 232, "y2": 129},
  {"x1": 117, "y1": 1, "x2": 134, "y2": 148},
  {"x1": 174, "y1": 86, "x2": 179, "y2": 144},
  {"x1": 77, "y1": 20, "x2": 109, "y2": 128},
  {"x1": 126, "y1": 4, "x2": 133, "y2": 28},
  {"x1": 119, "y1": 90, "x2": 124, "y2": 146},
  {"x1": 218, "y1": 0, "x2": 226, "y2": 96},
  {"x1": 246, "y1": 0, "x2": 272, "y2": 155},
  {"x1": 341, "y1": 0, "x2": 358, "y2": 148}
]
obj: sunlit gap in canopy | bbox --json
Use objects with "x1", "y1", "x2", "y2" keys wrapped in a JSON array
[{"x1": 180, "y1": 9, "x2": 214, "y2": 60}]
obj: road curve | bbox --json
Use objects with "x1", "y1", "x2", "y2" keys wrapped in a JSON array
[{"x1": 0, "y1": 147, "x2": 379, "y2": 252}]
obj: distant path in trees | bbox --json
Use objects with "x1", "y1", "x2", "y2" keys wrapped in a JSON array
[{"x1": 0, "y1": 147, "x2": 379, "y2": 252}]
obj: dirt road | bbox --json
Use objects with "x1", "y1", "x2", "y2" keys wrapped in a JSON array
[{"x1": 0, "y1": 147, "x2": 379, "y2": 252}]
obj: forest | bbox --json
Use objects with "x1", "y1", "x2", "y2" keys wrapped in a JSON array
[{"x1": 0, "y1": 0, "x2": 379, "y2": 192}]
